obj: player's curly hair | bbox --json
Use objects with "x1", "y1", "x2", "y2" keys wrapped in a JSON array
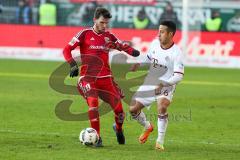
[{"x1": 94, "y1": 7, "x2": 112, "y2": 19}]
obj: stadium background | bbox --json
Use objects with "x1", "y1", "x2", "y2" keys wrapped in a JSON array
[{"x1": 0, "y1": 0, "x2": 240, "y2": 160}]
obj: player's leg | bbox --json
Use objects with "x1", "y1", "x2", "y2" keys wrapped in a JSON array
[
  {"x1": 155, "y1": 97, "x2": 170, "y2": 150},
  {"x1": 98, "y1": 77, "x2": 125, "y2": 144},
  {"x1": 100, "y1": 92, "x2": 125, "y2": 144},
  {"x1": 112, "y1": 100, "x2": 125, "y2": 144},
  {"x1": 86, "y1": 96, "x2": 100, "y2": 135},
  {"x1": 155, "y1": 85, "x2": 175, "y2": 150},
  {"x1": 129, "y1": 86, "x2": 155, "y2": 144},
  {"x1": 77, "y1": 77, "x2": 102, "y2": 146},
  {"x1": 129, "y1": 100, "x2": 152, "y2": 131},
  {"x1": 86, "y1": 96, "x2": 104, "y2": 147},
  {"x1": 155, "y1": 86, "x2": 175, "y2": 151}
]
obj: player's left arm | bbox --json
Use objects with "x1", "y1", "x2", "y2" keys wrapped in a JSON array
[
  {"x1": 155, "y1": 52, "x2": 184, "y2": 94},
  {"x1": 160, "y1": 72, "x2": 183, "y2": 87},
  {"x1": 162, "y1": 51, "x2": 184, "y2": 87},
  {"x1": 155, "y1": 51, "x2": 184, "y2": 93},
  {"x1": 107, "y1": 33, "x2": 140, "y2": 57}
]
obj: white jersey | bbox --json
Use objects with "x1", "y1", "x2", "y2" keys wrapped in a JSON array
[
  {"x1": 133, "y1": 39, "x2": 184, "y2": 105},
  {"x1": 142, "y1": 38, "x2": 184, "y2": 86}
]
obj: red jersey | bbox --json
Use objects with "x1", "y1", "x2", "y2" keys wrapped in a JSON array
[{"x1": 63, "y1": 28, "x2": 135, "y2": 77}]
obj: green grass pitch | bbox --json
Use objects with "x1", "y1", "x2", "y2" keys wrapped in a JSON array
[{"x1": 0, "y1": 59, "x2": 240, "y2": 160}]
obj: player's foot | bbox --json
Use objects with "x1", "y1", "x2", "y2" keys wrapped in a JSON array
[
  {"x1": 94, "y1": 137, "x2": 103, "y2": 147},
  {"x1": 113, "y1": 123, "x2": 125, "y2": 144},
  {"x1": 139, "y1": 123, "x2": 154, "y2": 144},
  {"x1": 155, "y1": 141, "x2": 164, "y2": 151}
]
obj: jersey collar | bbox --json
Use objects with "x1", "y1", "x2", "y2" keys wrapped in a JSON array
[
  {"x1": 92, "y1": 27, "x2": 104, "y2": 36},
  {"x1": 160, "y1": 42, "x2": 174, "y2": 50}
]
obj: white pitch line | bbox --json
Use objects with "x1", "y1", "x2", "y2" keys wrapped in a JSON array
[
  {"x1": 0, "y1": 129, "x2": 77, "y2": 138},
  {"x1": 0, "y1": 72, "x2": 49, "y2": 79},
  {"x1": 0, "y1": 129, "x2": 239, "y2": 147},
  {"x1": 0, "y1": 72, "x2": 240, "y2": 87},
  {"x1": 181, "y1": 80, "x2": 240, "y2": 87}
]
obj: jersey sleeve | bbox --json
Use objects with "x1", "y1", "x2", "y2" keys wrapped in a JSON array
[
  {"x1": 109, "y1": 32, "x2": 121, "y2": 43},
  {"x1": 173, "y1": 48, "x2": 184, "y2": 75},
  {"x1": 146, "y1": 41, "x2": 154, "y2": 62},
  {"x1": 141, "y1": 40, "x2": 155, "y2": 64},
  {"x1": 160, "y1": 47, "x2": 184, "y2": 86},
  {"x1": 108, "y1": 33, "x2": 137, "y2": 56},
  {"x1": 63, "y1": 30, "x2": 86, "y2": 63},
  {"x1": 160, "y1": 73, "x2": 183, "y2": 86}
]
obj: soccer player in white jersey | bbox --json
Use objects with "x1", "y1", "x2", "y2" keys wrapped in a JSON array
[{"x1": 129, "y1": 21, "x2": 184, "y2": 151}]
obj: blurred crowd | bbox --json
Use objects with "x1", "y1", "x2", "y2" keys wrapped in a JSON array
[
  {"x1": 0, "y1": 0, "x2": 57, "y2": 26},
  {"x1": 0, "y1": 0, "x2": 240, "y2": 32}
]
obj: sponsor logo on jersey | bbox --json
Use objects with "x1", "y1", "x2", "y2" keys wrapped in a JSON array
[
  {"x1": 104, "y1": 37, "x2": 110, "y2": 43},
  {"x1": 89, "y1": 45, "x2": 105, "y2": 50},
  {"x1": 152, "y1": 58, "x2": 158, "y2": 68},
  {"x1": 90, "y1": 37, "x2": 95, "y2": 41},
  {"x1": 165, "y1": 56, "x2": 170, "y2": 62}
]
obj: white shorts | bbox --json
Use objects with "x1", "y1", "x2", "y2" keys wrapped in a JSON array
[{"x1": 133, "y1": 85, "x2": 176, "y2": 107}]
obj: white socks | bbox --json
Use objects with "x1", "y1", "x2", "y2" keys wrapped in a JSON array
[
  {"x1": 132, "y1": 111, "x2": 168, "y2": 145},
  {"x1": 132, "y1": 111, "x2": 151, "y2": 130},
  {"x1": 157, "y1": 113, "x2": 168, "y2": 145}
]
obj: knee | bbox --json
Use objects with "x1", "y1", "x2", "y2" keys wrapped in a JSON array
[
  {"x1": 161, "y1": 99, "x2": 170, "y2": 108},
  {"x1": 87, "y1": 97, "x2": 98, "y2": 107},
  {"x1": 129, "y1": 101, "x2": 143, "y2": 115},
  {"x1": 158, "y1": 98, "x2": 170, "y2": 114},
  {"x1": 111, "y1": 101, "x2": 123, "y2": 115},
  {"x1": 129, "y1": 105, "x2": 140, "y2": 115}
]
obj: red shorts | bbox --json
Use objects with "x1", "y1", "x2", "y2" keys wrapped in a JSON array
[{"x1": 77, "y1": 76, "x2": 124, "y2": 101}]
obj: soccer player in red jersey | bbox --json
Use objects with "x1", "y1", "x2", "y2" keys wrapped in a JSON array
[{"x1": 63, "y1": 7, "x2": 140, "y2": 147}]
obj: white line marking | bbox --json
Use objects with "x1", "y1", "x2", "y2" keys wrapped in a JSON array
[
  {"x1": 0, "y1": 72, "x2": 49, "y2": 79},
  {"x1": 181, "y1": 80, "x2": 240, "y2": 87},
  {"x1": 1, "y1": 129, "x2": 239, "y2": 147},
  {"x1": 0, "y1": 72, "x2": 240, "y2": 87}
]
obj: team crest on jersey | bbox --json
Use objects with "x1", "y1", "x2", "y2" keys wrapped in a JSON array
[
  {"x1": 104, "y1": 37, "x2": 110, "y2": 43},
  {"x1": 165, "y1": 56, "x2": 170, "y2": 62}
]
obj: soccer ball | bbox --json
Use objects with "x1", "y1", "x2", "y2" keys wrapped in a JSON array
[{"x1": 79, "y1": 128, "x2": 99, "y2": 146}]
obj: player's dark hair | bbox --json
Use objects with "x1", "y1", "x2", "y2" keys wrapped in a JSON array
[
  {"x1": 94, "y1": 7, "x2": 112, "y2": 19},
  {"x1": 160, "y1": 20, "x2": 176, "y2": 36}
]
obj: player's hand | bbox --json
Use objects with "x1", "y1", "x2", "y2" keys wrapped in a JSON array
[
  {"x1": 69, "y1": 60, "x2": 79, "y2": 78},
  {"x1": 131, "y1": 49, "x2": 140, "y2": 57},
  {"x1": 129, "y1": 63, "x2": 140, "y2": 72},
  {"x1": 155, "y1": 83, "x2": 164, "y2": 95}
]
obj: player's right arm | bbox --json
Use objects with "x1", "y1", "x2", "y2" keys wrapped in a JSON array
[
  {"x1": 108, "y1": 33, "x2": 140, "y2": 57},
  {"x1": 129, "y1": 54, "x2": 151, "y2": 72},
  {"x1": 129, "y1": 40, "x2": 153, "y2": 72},
  {"x1": 63, "y1": 30, "x2": 85, "y2": 78}
]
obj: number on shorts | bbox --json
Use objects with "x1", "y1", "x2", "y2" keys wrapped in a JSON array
[
  {"x1": 79, "y1": 83, "x2": 91, "y2": 93},
  {"x1": 163, "y1": 90, "x2": 168, "y2": 96}
]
